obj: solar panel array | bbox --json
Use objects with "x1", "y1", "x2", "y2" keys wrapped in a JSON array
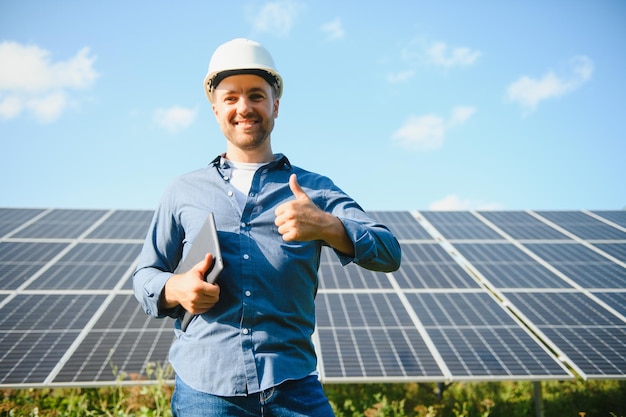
[{"x1": 1, "y1": 207, "x2": 625, "y2": 388}]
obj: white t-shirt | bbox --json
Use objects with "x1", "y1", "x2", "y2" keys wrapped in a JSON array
[{"x1": 229, "y1": 160, "x2": 265, "y2": 210}]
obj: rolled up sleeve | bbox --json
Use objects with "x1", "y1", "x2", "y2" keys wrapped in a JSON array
[{"x1": 335, "y1": 217, "x2": 401, "y2": 272}]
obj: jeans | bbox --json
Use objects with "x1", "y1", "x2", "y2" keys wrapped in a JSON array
[{"x1": 171, "y1": 374, "x2": 336, "y2": 417}]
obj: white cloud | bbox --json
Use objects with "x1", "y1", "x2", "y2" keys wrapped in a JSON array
[
  {"x1": 0, "y1": 95, "x2": 22, "y2": 119},
  {"x1": 386, "y1": 69, "x2": 415, "y2": 84},
  {"x1": 0, "y1": 41, "x2": 98, "y2": 122},
  {"x1": 425, "y1": 41, "x2": 482, "y2": 69},
  {"x1": 154, "y1": 106, "x2": 197, "y2": 134},
  {"x1": 392, "y1": 114, "x2": 446, "y2": 151},
  {"x1": 320, "y1": 18, "x2": 345, "y2": 42},
  {"x1": 392, "y1": 106, "x2": 476, "y2": 151},
  {"x1": 429, "y1": 194, "x2": 503, "y2": 211},
  {"x1": 387, "y1": 39, "x2": 481, "y2": 84},
  {"x1": 450, "y1": 106, "x2": 476, "y2": 126},
  {"x1": 507, "y1": 55, "x2": 593, "y2": 113},
  {"x1": 28, "y1": 92, "x2": 69, "y2": 123},
  {"x1": 248, "y1": 0, "x2": 304, "y2": 37}
]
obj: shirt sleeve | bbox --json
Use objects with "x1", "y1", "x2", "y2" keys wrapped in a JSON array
[
  {"x1": 336, "y1": 216, "x2": 401, "y2": 272},
  {"x1": 316, "y1": 174, "x2": 401, "y2": 272},
  {"x1": 132, "y1": 187, "x2": 185, "y2": 319}
]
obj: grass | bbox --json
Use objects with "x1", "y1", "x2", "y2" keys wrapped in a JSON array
[{"x1": 1, "y1": 363, "x2": 625, "y2": 416}]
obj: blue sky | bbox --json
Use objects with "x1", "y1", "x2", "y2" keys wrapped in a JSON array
[{"x1": 1, "y1": 1, "x2": 625, "y2": 211}]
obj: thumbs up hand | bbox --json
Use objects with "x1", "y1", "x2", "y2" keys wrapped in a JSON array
[
  {"x1": 274, "y1": 174, "x2": 355, "y2": 256},
  {"x1": 274, "y1": 174, "x2": 320, "y2": 242}
]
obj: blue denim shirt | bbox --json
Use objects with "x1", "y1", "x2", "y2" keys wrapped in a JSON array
[{"x1": 133, "y1": 154, "x2": 401, "y2": 396}]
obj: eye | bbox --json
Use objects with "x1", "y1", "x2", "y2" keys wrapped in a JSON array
[{"x1": 250, "y1": 93, "x2": 265, "y2": 101}]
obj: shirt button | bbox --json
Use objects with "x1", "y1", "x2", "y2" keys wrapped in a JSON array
[
  {"x1": 227, "y1": 190, "x2": 233, "y2": 197},
  {"x1": 243, "y1": 254, "x2": 250, "y2": 260},
  {"x1": 245, "y1": 290, "x2": 251, "y2": 297},
  {"x1": 242, "y1": 328, "x2": 249, "y2": 335},
  {"x1": 241, "y1": 222, "x2": 246, "y2": 228}
]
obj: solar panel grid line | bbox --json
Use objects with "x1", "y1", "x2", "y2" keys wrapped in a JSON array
[
  {"x1": 11, "y1": 209, "x2": 110, "y2": 239},
  {"x1": 111, "y1": 258, "x2": 139, "y2": 292},
  {"x1": 318, "y1": 288, "x2": 396, "y2": 295},
  {"x1": 409, "y1": 212, "x2": 578, "y2": 379},
  {"x1": 408, "y1": 210, "x2": 441, "y2": 240},
  {"x1": 315, "y1": 292, "x2": 446, "y2": 382},
  {"x1": 460, "y1": 246, "x2": 626, "y2": 375},
  {"x1": 384, "y1": 271, "x2": 453, "y2": 380},
  {"x1": 4, "y1": 332, "x2": 55, "y2": 382},
  {"x1": 540, "y1": 327, "x2": 626, "y2": 379},
  {"x1": 539, "y1": 211, "x2": 626, "y2": 241},
  {"x1": 0, "y1": 208, "x2": 52, "y2": 240},
  {"x1": 591, "y1": 210, "x2": 626, "y2": 229},
  {"x1": 353, "y1": 293, "x2": 393, "y2": 378},
  {"x1": 494, "y1": 327, "x2": 565, "y2": 378},
  {"x1": 79, "y1": 238, "x2": 146, "y2": 244},
  {"x1": 397, "y1": 243, "x2": 482, "y2": 289},
  {"x1": 108, "y1": 329, "x2": 146, "y2": 379},
  {"x1": 367, "y1": 291, "x2": 424, "y2": 379},
  {"x1": 407, "y1": 213, "x2": 572, "y2": 379},
  {"x1": 330, "y1": 294, "x2": 360, "y2": 378},
  {"x1": 369, "y1": 211, "x2": 435, "y2": 241},
  {"x1": 469, "y1": 213, "x2": 593, "y2": 291},
  {"x1": 497, "y1": 299, "x2": 604, "y2": 377},
  {"x1": 11, "y1": 210, "x2": 116, "y2": 293},
  {"x1": 466, "y1": 328, "x2": 518, "y2": 376},
  {"x1": 528, "y1": 211, "x2": 626, "y2": 267},
  {"x1": 70, "y1": 331, "x2": 111, "y2": 383},
  {"x1": 43, "y1": 291, "x2": 119, "y2": 385},
  {"x1": 3, "y1": 237, "x2": 76, "y2": 244},
  {"x1": 417, "y1": 210, "x2": 505, "y2": 241},
  {"x1": 400, "y1": 288, "x2": 488, "y2": 295}
]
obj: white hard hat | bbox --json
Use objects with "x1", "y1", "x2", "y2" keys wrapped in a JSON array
[{"x1": 204, "y1": 38, "x2": 283, "y2": 103}]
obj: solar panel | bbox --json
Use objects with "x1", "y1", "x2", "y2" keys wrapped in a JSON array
[
  {"x1": 524, "y1": 243, "x2": 626, "y2": 288},
  {"x1": 3, "y1": 208, "x2": 626, "y2": 388},
  {"x1": 478, "y1": 211, "x2": 571, "y2": 240},
  {"x1": 315, "y1": 292, "x2": 444, "y2": 381},
  {"x1": 420, "y1": 211, "x2": 504, "y2": 240},
  {"x1": 592, "y1": 210, "x2": 626, "y2": 229},
  {"x1": 10, "y1": 209, "x2": 109, "y2": 239},
  {"x1": 536, "y1": 211, "x2": 626, "y2": 240},
  {"x1": 394, "y1": 243, "x2": 480, "y2": 289},
  {"x1": 86, "y1": 210, "x2": 154, "y2": 240},
  {"x1": 452, "y1": 242, "x2": 574, "y2": 289},
  {"x1": 368, "y1": 211, "x2": 433, "y2": 241},
  {"x1": 0, "y1": 208, "x2": 46, "y2": 237},
  {"x1": 419, "y1": 210, "x2": 626, "y2": 380}
]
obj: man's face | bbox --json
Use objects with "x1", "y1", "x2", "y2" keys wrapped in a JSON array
[{"x1": 212, "y1": 74, "x2": 279, "y2": 154}]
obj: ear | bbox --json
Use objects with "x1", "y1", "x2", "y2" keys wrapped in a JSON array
[{"x1": 273, "y1": 98, "x2": 280, "y2": 118}]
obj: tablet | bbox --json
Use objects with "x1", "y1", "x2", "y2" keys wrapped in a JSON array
[{"x1": 174, "y1": 212, "x2": 224, "y2": 331}]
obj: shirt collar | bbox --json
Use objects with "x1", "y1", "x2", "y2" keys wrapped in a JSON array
[{"x1": 211, "y1": 153, "x2": 291, "y2": 171}]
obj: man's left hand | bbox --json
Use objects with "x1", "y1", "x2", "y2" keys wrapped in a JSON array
[{"x1": 274, "y1": 174, "x2": 355, "y2": 256}]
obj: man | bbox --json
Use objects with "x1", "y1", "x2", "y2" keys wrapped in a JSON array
[{"x1": 133, "y1": 38, "x2": 401, "y2": 416}]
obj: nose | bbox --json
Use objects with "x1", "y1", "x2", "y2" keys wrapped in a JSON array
[{"x1": 236, "y1": 97, "x2": 252, "y2": 115}]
